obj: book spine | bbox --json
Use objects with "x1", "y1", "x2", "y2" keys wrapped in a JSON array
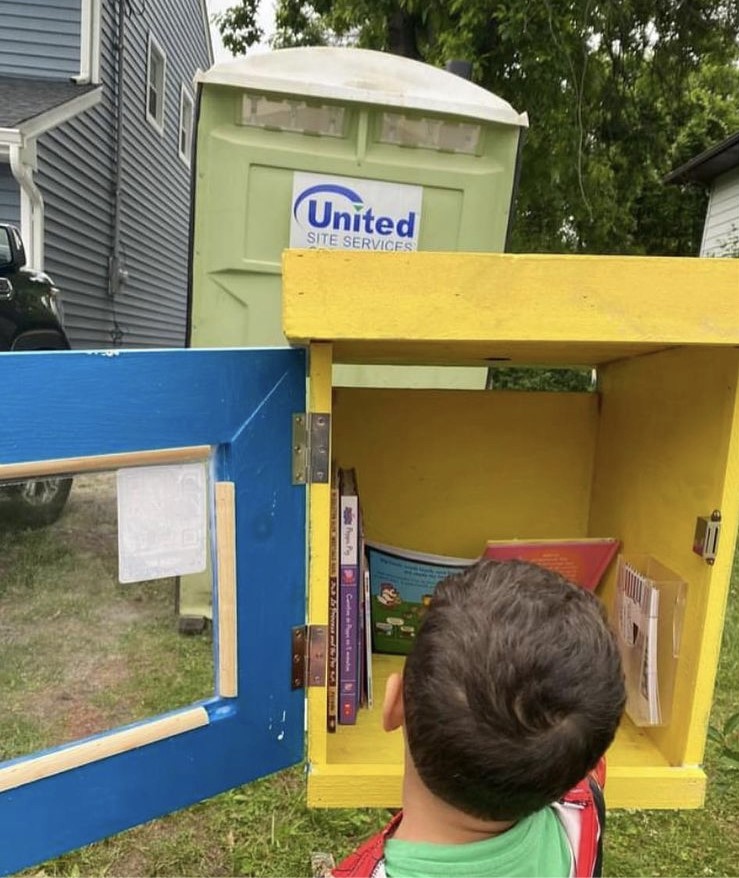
[
  {"x1": 339, "y1": 492, "x2": 359, "y2": 725},
  {"x1": 363, "y1": 560, "x2": 373, "y2": 708},
  {"x1": 326, "y1": 474, "x2": 340, "y2": 733}
]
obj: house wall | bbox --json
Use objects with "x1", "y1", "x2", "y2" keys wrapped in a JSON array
[
  {"x1": 0, "y1": 0, "x2": 81, "y2": 79},
  {"x1": 34, "y1": 0, "x2": 211, "y2": 348},
  {"x1": 700, "y1": 166, "x2": 739, "y2": 257},
  {"x1": 110, "y1": 0, "x2": 211, "y2": 348},
  {"x1": 0, "y1": 165, "x2": 20, "y2": 226},
  {"x1": 36, "y1": 0, "x2": 116, "y2": 347}
]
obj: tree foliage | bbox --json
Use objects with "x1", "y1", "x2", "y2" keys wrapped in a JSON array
[
  {"x1": 216, "y1": 0, "x2": 739, "y2": 256},
  {"x1": 213, "y1": 0, "x2": 263, "y2": 56}
]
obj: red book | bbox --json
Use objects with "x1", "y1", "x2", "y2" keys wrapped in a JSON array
[{"x1": 483, "y1": 538, "x2": 620, "y2": 591}]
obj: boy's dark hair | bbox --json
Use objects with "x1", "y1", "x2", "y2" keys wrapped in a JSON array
[{"x1": 402, "y1": 559, "x2": 626, "y2": 822}]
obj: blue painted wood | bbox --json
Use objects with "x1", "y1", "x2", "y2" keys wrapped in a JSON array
[{"x1": 0, "y1": 347, "x2": 307, "y2": 875}]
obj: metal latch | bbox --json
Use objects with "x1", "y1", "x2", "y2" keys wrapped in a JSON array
[
  {"x1": 693, "y1": 510, "x2": 721, "y2": 564},
  {"x1": 291, "y1": 625, "x2": 327, "y2": 689},
  {"x1": 292, "y1": 413, "x2": 330, "y2": 484}
]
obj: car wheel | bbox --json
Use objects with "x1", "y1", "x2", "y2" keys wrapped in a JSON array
[{"x1": 4, "y1": 477, "x2": 73, "y2": 527}]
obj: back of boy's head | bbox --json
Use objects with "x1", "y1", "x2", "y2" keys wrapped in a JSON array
[{"x1": 402, "y1": 559, "x2": 626, "y2": 822}]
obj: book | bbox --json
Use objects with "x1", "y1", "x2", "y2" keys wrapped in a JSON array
[
  {"x1": 366, "y1": 541, "x2": 474, "y2": 655},
  {"x1": 483, "y1": 537, "x2": 620, "y2": 591},
  {"x1": 338, "y1": 468, "x2": 360, "y2": 724},
  {"x1": 362, "y1": 556, "x2": 373, "y2": 709},
  {"x1": 613, "y1": 555, "x2": 685, "y2": 727},
  {"x1": 326, "y1": 464, "x2": 340, "y2": 733}
]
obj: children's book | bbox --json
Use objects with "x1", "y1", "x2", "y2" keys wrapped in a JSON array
[
  {"x1": 361, "y1": 549, "x2": 373, "y2": 708},
  {"x1": 338, "y1": 468, "x2": 360, "y2": 724},
  {"x1": 366, "y1": 541, "x2": 474, "y2": 655},
  {"x1": 613, "y1": 555, "x2": 685, "y2": 727},
  {"x1": 483, "y1": 538, "x2": 620, "y2": 591},
  {"x1": 326, "y1": 464, "x2": 340, "y2": 732}
]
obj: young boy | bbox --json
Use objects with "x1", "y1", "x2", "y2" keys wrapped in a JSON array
[{"x1": 333, "y1": 558, "x2": 626, "y2": 878}]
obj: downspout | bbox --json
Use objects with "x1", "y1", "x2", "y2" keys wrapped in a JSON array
[{"x1": 9, "y1": 142, "x2": 44, "y2": 270}]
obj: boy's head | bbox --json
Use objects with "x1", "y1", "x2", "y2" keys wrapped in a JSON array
[{"x1": 384, "y1": 559, "x2": 625, "y2": 822}]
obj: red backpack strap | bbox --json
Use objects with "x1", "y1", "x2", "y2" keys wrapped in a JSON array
[
  {"x1": 332, "y1": 811, "x2": 403, "y2": 878},
  {"x1": 556, "y1": 759, "x2": 606, "y2": 878}
]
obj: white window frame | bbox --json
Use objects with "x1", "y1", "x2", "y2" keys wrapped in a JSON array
[
  {"x1": 178, "y1": 85, "x2": 194, "y2": 167},
  {"x1": 146, "y1": 33, "x2": 167, "y2": 135},
  {"x1": 75, "y1": 0, "x2": 102, "y2": 84}
]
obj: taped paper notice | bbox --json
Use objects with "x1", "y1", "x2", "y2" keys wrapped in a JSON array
[{"x1": 117, "y1": 463, "x2": 207, "y2": 584}]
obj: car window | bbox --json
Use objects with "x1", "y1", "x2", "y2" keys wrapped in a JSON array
[{"x1": 0, "y1": 229, "x2": 11, "y2": 265}]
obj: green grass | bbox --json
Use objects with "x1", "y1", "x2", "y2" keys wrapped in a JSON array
[{"x1": 2, "y1": 480, "x2": 738, "y2": 876}]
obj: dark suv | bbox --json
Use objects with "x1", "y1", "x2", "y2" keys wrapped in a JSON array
[{"x1": 0, "y1": 223, "x2": 73, "y2": 526}]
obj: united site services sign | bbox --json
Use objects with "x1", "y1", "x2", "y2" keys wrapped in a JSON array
[{"x1": 290, "y1": 172, "x2": 422, "y2": 252}]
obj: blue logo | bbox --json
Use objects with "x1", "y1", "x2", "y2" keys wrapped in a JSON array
[{"x1": 293, "y1": 182, "x2": 417, "y2": 242}]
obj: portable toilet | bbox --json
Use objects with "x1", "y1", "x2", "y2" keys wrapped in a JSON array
[
  {"x1": 180, "y1": 47, "x2": 528, "y2": 629},
  {"x1": 188, "y1": 46, "x2": 528, "y2": 389}
]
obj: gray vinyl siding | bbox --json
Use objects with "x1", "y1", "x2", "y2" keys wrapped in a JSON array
[
  {"x1": 700, "y1": 167, "x2": 739, "y2": 257},
  {"x1": 109, "y1": 0, "x2": 211, "y2": 348},
  {"x1": 35, "y1": 0, "x2": 116, "y2": 348},
  {"x1": 33, "y1": 0, "x2": 210, "y2": 348},
  {"x1": 0, "y1": 0, "x2": 81, "y2": 79},
  {"x1": 0, "y1": 165, "x2": 20, "y2": 225}
]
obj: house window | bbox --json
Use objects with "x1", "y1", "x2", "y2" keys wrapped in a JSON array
[
  {"x1": 146, "y1": 34, "x2": 167, "y2": 133},
  {"x1": 179, "y1": 86, "x2": 194, "y2": 166}
]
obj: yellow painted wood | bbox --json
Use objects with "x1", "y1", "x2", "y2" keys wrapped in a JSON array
[
  {"x1": 604, "y1": 766, "x2": 706, "y2": 810},
  {"x1": 325, "y1": 655, "x2": 405, "y2": 766},
  {"x1": 307, "y1": 761, "x2": 706, "y2": 810},
  {"x1": 332, "y1": 388, "x2": 599, "y2": 558},
  {"x1": 589, "y1": 347, "x2": 739, "y2": 767},
  {"x1": 283, "y1": 251, "x2": 739, "y2": 366},
  {"x1": 0, "y1": 446, "x2": 212, "y2": 481},
  {"x1": 0, "y1": 707, "x2": 209, "y2": 793},
  {"x1": 215, "y1": 482, "x2": 238, "y2": 697},
  {"x1": 307, "y1": 343, "x2": 333, "y2": 770},
  {"x1": 293, "y1": 253, "x2": 739, "y2": 812}
]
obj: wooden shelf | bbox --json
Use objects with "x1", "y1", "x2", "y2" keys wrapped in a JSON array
[{"x1": 308, "y1": 654, "x2": 706, "y2": 810}]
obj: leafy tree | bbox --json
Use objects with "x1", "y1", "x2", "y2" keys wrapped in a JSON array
[
  {"x1": 215, "y1": 0, "x2": 739, "y2": 256},
  {"x1": 213, "y1": 0, "x2": 263, "y2": 56}
]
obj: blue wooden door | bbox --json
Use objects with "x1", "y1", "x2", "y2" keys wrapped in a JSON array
[{"x1": 0, "y1": 348, "x2": 307, "y2": 875}]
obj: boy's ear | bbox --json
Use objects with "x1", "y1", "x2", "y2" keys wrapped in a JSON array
[{"x1": 382, "y1": 671, "x2": 404, "y2": 732}]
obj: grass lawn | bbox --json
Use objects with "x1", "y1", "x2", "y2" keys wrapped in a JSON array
[{"x1": 1, "y1": 474, "x2": 737, "y2": 876}]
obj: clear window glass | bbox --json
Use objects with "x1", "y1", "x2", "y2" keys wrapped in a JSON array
[
  {"x1": 179, "y1": 86, "x2": 194, "y2": 165},
  {"x1": 146, "y1": 35, "x2": 166, "y2": 133}
]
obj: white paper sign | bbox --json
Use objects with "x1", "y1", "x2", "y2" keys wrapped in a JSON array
[
  {"x1": 290, "y1": 171, "x2": 422, "y2": 252},
  {"x1": 117, "y1": 463, "x2": 207, "y2": 584}
]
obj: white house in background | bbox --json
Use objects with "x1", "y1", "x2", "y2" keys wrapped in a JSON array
[{"x1": 665, "y1": 131, "x2": 739, "y2": 257}]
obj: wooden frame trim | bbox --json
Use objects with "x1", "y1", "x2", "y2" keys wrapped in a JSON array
[
  {"x1": 215, "y1": 482, "x2": 238, "y2": 697},
  {"x1": 0, "y1": 445, "x2": 212, "y2": 482},
  {"x1": 0, "y1": 707, "x2": 209, "y2": 793}
]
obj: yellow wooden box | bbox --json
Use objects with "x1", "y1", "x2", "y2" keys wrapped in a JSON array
[{"x1": 282, "y1": 250, "x2": 739, "y2": 811}]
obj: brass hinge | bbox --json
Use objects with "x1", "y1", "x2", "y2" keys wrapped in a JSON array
[
  {"x1": 693, "y1": 510, "x2": 721, "y2": 565},
  {"x1": 292, "y1": 413, "x2": 330, "y2": 484},
  {"x1": 291, "y1": 624, "x2": 327, "y2": 689}
]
